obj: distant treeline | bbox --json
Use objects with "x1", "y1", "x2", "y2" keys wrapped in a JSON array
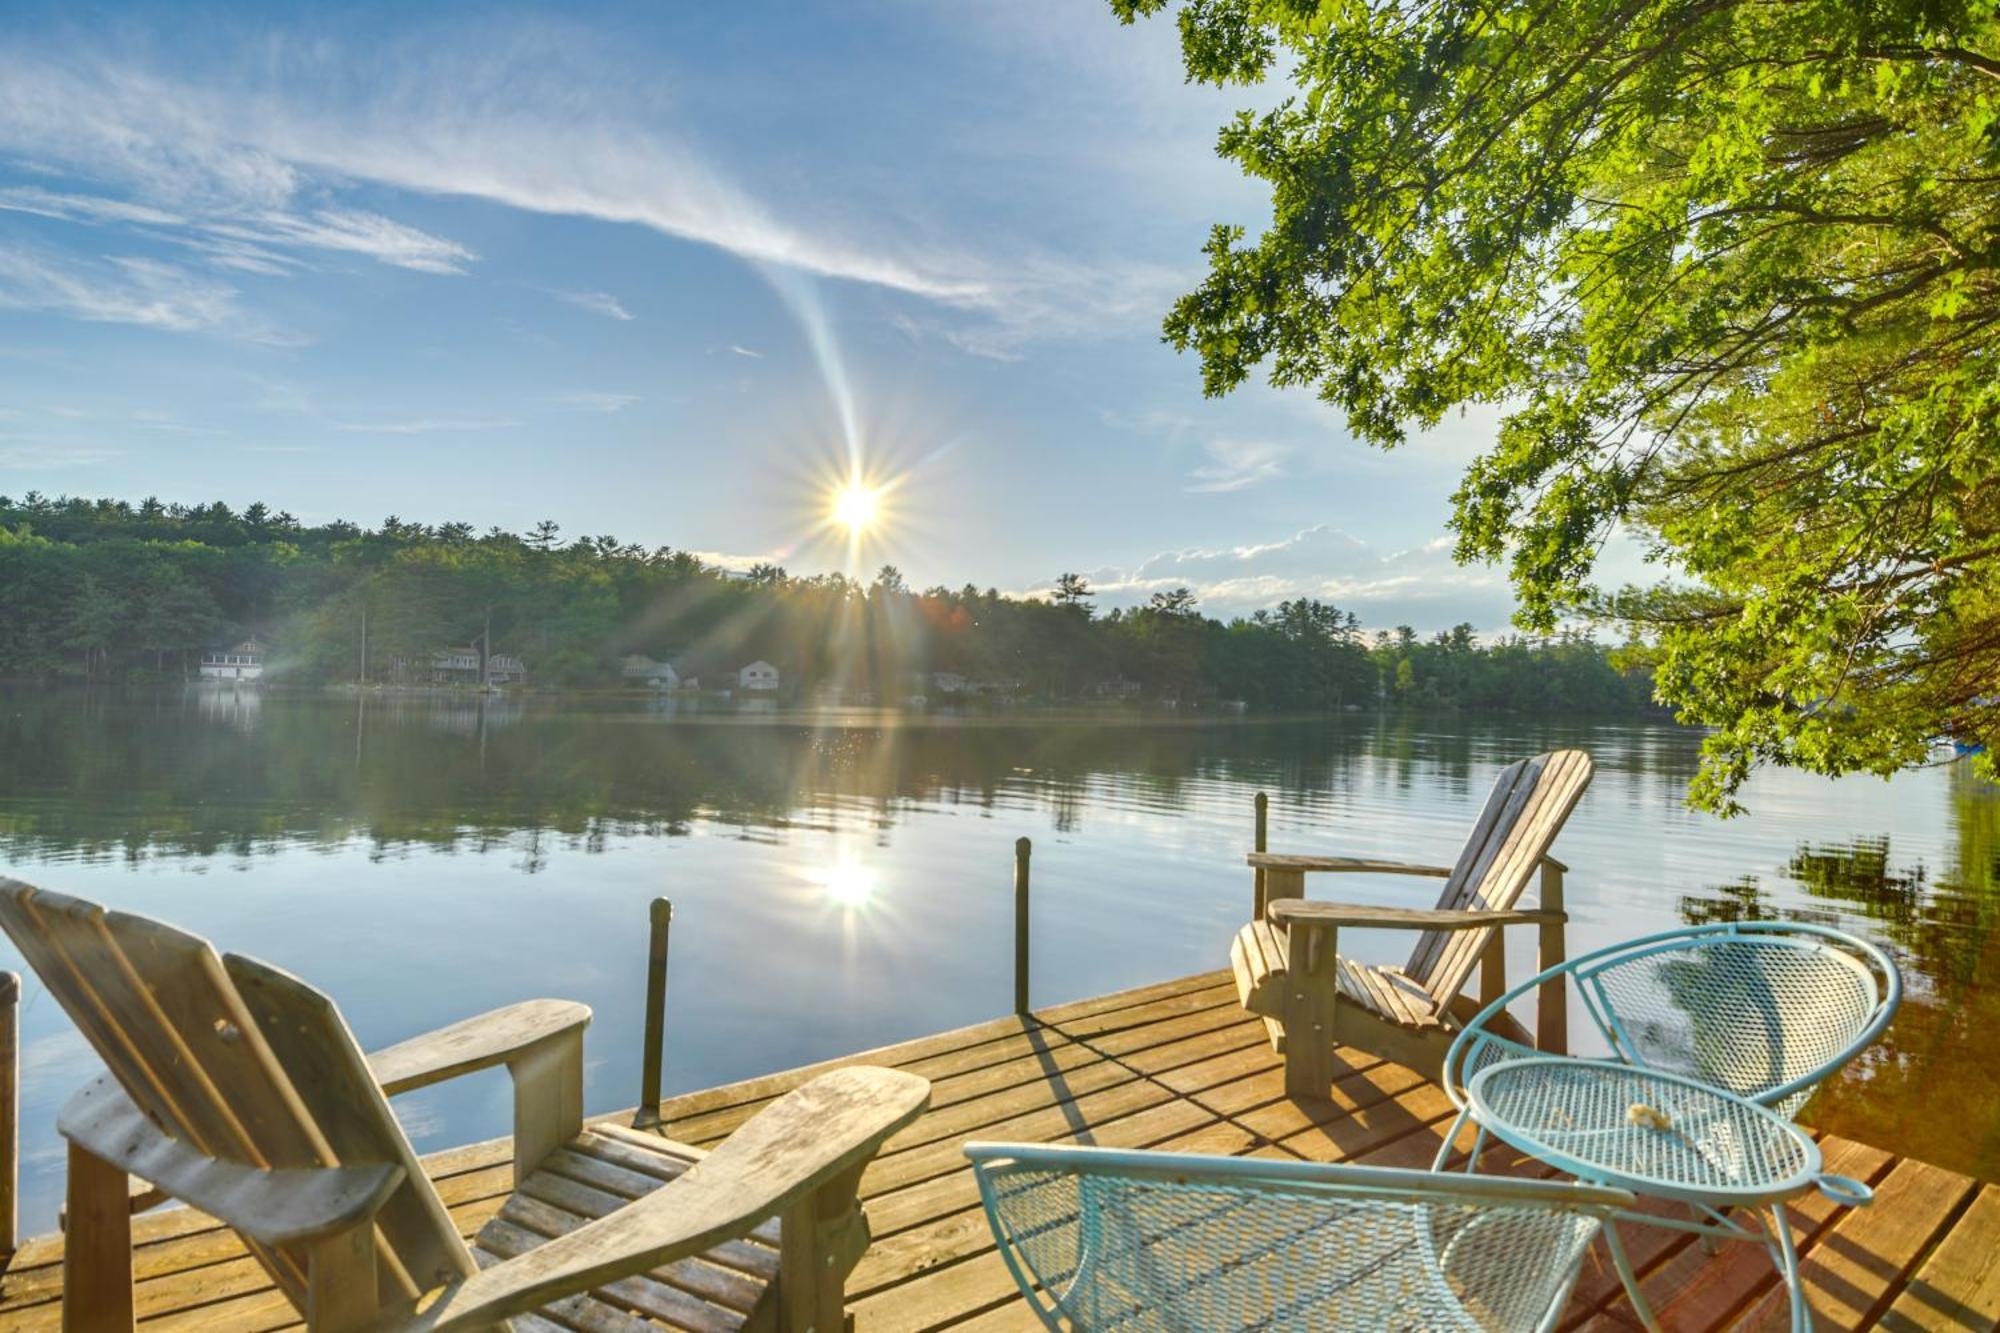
[{"x1": 0, "y1": 493, "x2": 1663, "y2": 714}]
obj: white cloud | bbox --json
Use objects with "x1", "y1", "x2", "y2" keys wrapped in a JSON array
[
  {"x1": 1186, "y1": 439, "x2": 1289, "y2": 493},
  {"x1": 0, "y1": 35, "x2": 1182, "y2": 352},
  {"x1": 548, "y1": 391, "x2": 638, "y2": 413},
  {"x1": 335, "y1": 416, "x2": 519, "y2": 435},
  {"x1": 0, "y1": 184, "x2": 470, "y2": 276},
  {"x1": 179, "y1": 236, "x2": 302, "y2": 276},
  {"x1": 0, "y1": 42, "x2": 979, "y2": 300},
  {"x1": 1061, "y1": 524, "x2": 1516, "y2": 631},
  {"x1": 556, "y1": 289, "x2": 634, "y2": 321},
  {"x1": 0, "y1": 246, "x2": 282, "y2": 340},
  {"x1": 685, "y1": 548, "x2": 782, "y2": 573},
  {"x1": 727, "y1": 343, "x2": 762, "y2": 359},
  {"x1": 0, "y1": 185, "x2": 182, "y2": 226},
  {"x1": 0, "y1": 441, "x2": 123, "y2": 468},
  {"x1": 206, "y1": 208, "x2": 474, "y2": 274}
]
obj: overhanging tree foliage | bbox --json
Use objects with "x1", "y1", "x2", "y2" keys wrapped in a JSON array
[{"x1": 1117, "y1": 0, "x2": 1999, "y2": 809}]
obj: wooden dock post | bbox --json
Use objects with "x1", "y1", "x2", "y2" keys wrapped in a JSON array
[
  {"x1": 633, "y1": 898, "x2": 672, "y2": 1132},
  {"x1": 1013, "y1": 838, "x2": 1032, "y2": 1016},
  {"x1": 0, "y1": 971, "x2": 14, "y2": 1259},
  {"x1": 1537, "y1": 857, "x2": 1568, "y2": 1054},
  {"x1": 1253, "y1": 791, "x2": 1269, "y2": 913}
]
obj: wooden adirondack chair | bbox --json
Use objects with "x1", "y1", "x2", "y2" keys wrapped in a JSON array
[
  {"x1": 1232, "y1": 749, "x2": 1593, "y2": 1097},
  {"x1": 0, "y1": 880, "x2": 930, "y2": 1332}
]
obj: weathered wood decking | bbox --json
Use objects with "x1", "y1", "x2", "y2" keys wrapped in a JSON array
[{"x1": 0, "y1": 970, "x2": 1994, "y2": 1330}]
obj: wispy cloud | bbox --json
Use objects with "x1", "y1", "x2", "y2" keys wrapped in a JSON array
[
  {"x1": 555, "y1": 289, "x2": 633, "y2": 321},
  {"x1": 334, "y1": 415, "x2": 519, "y2": 435},
  {"x1": 206, "y1": 208, "x2": 473, "y2": 274},
  {"x1": 1186, "y1": 438, "x2": 1288, "y2": 493},
  {"x1": 0, "y1": 245, "x2": 284, "y2": 340},
  {"x1": 727, "y1": 343, "x2": 762, "y2": 359},
  {"x1": 0, "y1": 34, "x2": 1179, "y2": 352},
  {"x1": 0, "y1": 41, "x2": 983, "y2": 301},
  {"x1": 0, "y1": 441, "x2": 124, "y2": 467},
  {"x1": 0, "y1": 185, "x2": 181, "y2": 226},
  {"x1": 548, "y1": 391, "x2": 638, "y2": 413},
  {"x1": 0, "y1": 184, "x2": 471, "y2": 276}
]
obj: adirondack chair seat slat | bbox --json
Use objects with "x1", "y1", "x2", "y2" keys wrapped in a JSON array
[
  {"x1": 478, "y1": 1128, "x2": 774, "y2": 1332},
  {"x1": 1240, "y1": 749, "x2": 1593, "y2": 1094},
  {"x1": 1232, "y1": 919, "x2": 1446, "y2": 1035},
  {"x1": 0, "y1": 879, "x2": 931, "y2": 1332}
]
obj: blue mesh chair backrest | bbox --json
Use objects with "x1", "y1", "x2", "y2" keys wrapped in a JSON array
[
  {"x1": 966, "y1": 1144, "x2": 1628, "y2": 1332},
  {"x1": 1578, "y1": 926, "x2": 1894, "y2": 1116}
]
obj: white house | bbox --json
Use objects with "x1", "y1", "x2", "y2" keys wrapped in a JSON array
[
  {"x1": 621, "y1": 655, "x2": 681, "y2": 690},
  {"x1": 425, "y1": 646, "x2": 527, "y2": 685},
  {"x1": 198, "y1": 639, "x2": 266, "y2": 682},
  {"x1": 929, "y1": 671, "x2": 967, "y2": 695},
  {"x1": 734, "y1": 660, "x2": 781, "y2": 692}
]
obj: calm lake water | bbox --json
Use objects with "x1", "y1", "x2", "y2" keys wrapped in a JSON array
[{"x1": 0, "y1": 688, "x2": 1993, "y2": 1228}]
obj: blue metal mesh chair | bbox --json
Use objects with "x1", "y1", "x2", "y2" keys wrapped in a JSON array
[
  {"x1": 965, "y1": 1143, "x2": 1633, "y2": 1331},
  {"x1": 1439, "y1": 921, "x2": 1901, "y2": 1138},
  {"x1": 1432, "y1": 925, "x2": 1898, "y2": 1332}
]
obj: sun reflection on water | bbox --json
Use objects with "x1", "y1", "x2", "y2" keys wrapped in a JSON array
[{"x1": 819, "y1": 855, "x2": 878, "y2": 909}]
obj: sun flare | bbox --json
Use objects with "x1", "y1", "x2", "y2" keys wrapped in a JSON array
[{"x1": 831, "y1": 481, "x2": 879, "y2": 535}]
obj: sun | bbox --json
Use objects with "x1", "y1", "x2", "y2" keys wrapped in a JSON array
[{"x1": 831, "y1": 481, "x2": 879, "y2": 535}]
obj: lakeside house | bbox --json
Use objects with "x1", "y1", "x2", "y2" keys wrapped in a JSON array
[
  {"x1": 929, "y1": 671, "x2": 967, "y2": 696},
  {"x1": 620, "y1": 655, "x2": 684, "y2": 690},
  {"x1": 733, "y1": 660, "x2": 780, "y2": 692},
  {"x1": 424, "y1": 645, "x2": 527, "y2": 686},
  {"x1": 198, "y1": 639, "x2": 266, "y2": 682}
]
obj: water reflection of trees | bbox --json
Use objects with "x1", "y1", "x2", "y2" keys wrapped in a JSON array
[
  {"x1": 0, "y1": 689, "x2": 1707, "y2": 867},
  {"x1": 1674, "y1": 764, "x2": 2000, "y2": 1181}
]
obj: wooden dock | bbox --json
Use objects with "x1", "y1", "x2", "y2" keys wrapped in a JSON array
[{"x1": 0, "y1": 970, "x2": 1994, "y2": 1330}]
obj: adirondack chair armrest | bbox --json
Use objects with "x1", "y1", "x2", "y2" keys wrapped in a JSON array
[
  {"x1": 385, "y1": 1066, "x2": 931, "y2": 1332},
  {"x1": 1266, "y1": 900, "x2": 1565, "y2": 930},
  {"x1": 366, "y1": 998, "x2": 592, "y2": 1095},
  {"x1": 58, "y1": 1076, "x2": 405, "y2": 1248},
  {"x1": 1246, "y1": 853, "x2": 1454, "y2": 877}
]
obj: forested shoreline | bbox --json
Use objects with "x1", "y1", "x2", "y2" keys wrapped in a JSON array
[{"x1": 0, "y1": 493, "x2": 1664, "y2": 715}]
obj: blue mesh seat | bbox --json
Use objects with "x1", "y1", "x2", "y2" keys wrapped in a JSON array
[{"x1": 966, "y1": 1144, "x2": 1632, "y2": 1331}]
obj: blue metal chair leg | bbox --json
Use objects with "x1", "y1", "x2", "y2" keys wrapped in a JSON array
[
  {"x1": 1461, "y1": 1124, "x2": 1491, "y2": 1174},
  {"x1": 1696, "y1": 1202, "x2": 1722, "y2": 1254},
  {"x1": 1768, "y1": 1202, "x2": 1810, "y2": 1333},
  {"x1": 1603, "y1": 1220, "x2": 1662, "y2": 1332},
  {"x1": 1432, "y1": 1108, "x2": 1470, "y2": 1171}
]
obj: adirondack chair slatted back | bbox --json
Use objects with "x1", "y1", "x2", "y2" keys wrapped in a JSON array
[
  {"x1": 0, "y1": 882, "x2": 474, "y2": 1310},
  {"x1": 1404, "y1": 749, "x2": 1593, "y2": 1005}
]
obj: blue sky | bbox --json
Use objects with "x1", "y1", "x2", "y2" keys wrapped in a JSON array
[{"x1": 0, "y1": 0, "x2": 1530, "y2": 630}]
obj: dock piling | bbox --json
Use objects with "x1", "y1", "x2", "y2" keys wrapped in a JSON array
[
  {"x1": 633, "y1": 898, "x2": 672, "y2": 1133},
  {"x1": 1253, "y1": 791, "x2": 1268, "y2": 908},
  {"x1": 1013, "y1": 837, "x2": 1032, "y2": 1016},
  {"x1": 0, "y1": 971, "x2": 16, "y2": 1258}
]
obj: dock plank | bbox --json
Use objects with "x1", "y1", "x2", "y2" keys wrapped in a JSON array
[
  {"x1": 1878, "y1": 1186, "x2": 2000, "y2": 1332},
  {"x1": 0, "y1": 970, "x2": 1991, "y2": 1332}
]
